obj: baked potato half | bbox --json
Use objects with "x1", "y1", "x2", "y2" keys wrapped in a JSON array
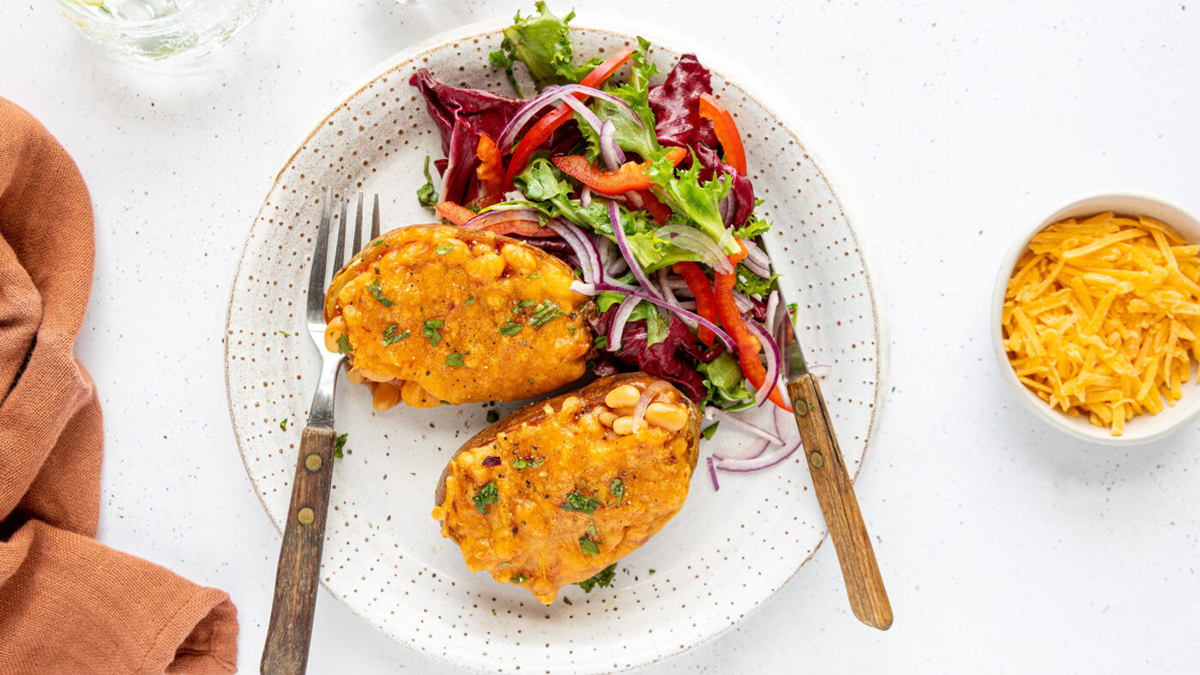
[
  {"x1": 322, "y1": 224, "x2": 593, "y2": 410},
  {"x1": 432, "y1": 373, "x2": 702, "y2": 605}
]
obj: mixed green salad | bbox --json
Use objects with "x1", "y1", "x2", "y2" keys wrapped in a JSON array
[{"x1": 410, "y1": 3, "x2": 814, "y2": 483}]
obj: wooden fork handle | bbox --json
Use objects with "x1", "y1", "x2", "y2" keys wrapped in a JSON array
[
  {"x1": 787, "y1": 373, "x2": 893, "y2": 630},
  {"x1": 261, "y1": 427, "x2": 338, "y2": 675}
]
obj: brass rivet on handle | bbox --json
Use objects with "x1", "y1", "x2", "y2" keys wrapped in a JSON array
[
  {"x1": 810, "y1": 451, "x2": 825, "y2": 469},
  {"x1": 297, "y1": 507, "x2": 315, "y2": 525},
  {"x1": 794, "y1": 398, "x2": 809, "y2": 417},
  {"x1": 305, "y1": 454, "x2": 323, "y2": 472}
]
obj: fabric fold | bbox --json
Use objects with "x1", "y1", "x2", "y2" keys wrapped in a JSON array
[{"x1": 0, "y1": 97, "x2": 239, "y2": 675}]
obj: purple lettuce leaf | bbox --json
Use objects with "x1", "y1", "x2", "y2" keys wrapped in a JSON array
[
  {"x1": 693, "y1": 142, "x2": 755, "y2": 227},
  {"x1": 409, "y1": 69, "x2": 525, "y2": 204},
  {"x1": 648, "y1": 54, "x2": 718, "y2": 149}
]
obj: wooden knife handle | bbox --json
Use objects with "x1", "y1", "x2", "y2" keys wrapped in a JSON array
[
  {"x1": 787, "y1": 372, "x2": 893, "y2": 630},
  {"x1": 261, "y1": 426, "x2": 338, "y2": 675}
]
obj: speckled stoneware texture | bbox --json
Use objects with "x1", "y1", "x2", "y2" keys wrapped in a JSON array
[{"x1": 225, "y1": 17, "x2": 887, "y2": 675}]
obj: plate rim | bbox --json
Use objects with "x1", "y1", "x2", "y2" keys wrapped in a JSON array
[{"x1": 224, "y1": 14, "x2": 890, "y2": 673}]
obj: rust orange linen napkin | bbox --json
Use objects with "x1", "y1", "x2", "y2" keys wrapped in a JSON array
[{"x1": 0, "y1": 98, "x2": 238, "y2": 674}]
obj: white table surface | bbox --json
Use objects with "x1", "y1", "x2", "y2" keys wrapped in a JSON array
[{"x1": 5, "y1": 0, "x2": 1199, "y2": 672}]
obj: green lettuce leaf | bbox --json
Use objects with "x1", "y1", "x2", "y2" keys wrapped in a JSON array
[
  {"x1": 698, "y1": 352, "x2": 753, "y2": 408},
  {"x1": 734, "y1": 265, "x2": 778, "y2": 297},
  {"x1": 489, "y1": 2, "x2": 600, "y2": 92},
  {"x1": 579, "y1": 37, "x2": 660, "y2": 161},
  {"x1": 417, "y1": 155, "x2": 439, "y2": 208},
  {"x1": 645, "y1": 149, "x2": 736, "y2": 254}
]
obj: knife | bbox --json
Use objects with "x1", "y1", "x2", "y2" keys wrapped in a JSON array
[{"x1": 761, "y1": 237, "x2": 893, "y2": 631}]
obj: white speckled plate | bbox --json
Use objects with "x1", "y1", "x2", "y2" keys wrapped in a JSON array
[{"x1": 225, "y1": 16, "x2": 887, "y2": 675}]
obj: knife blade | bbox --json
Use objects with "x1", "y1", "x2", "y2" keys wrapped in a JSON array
[{"x1": 758, "y1": 234, "x2": 894, "y2": 631}]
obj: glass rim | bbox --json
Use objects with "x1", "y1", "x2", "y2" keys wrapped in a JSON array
[{"x1": 54, "y1": 0, "x2": 257, "y2": 32}]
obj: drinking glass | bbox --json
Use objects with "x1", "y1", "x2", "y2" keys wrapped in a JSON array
[{"x1": 54, "y1": 0, "x2": 262, "y2": 60}]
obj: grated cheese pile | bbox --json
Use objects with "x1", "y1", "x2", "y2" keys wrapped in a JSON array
[{"x1": 1002, "y1": 212, "x2": 1200, "y2": 435}]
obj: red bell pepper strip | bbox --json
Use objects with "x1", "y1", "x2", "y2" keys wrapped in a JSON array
[
  {"x1": 551, "y1": 146, "x2": 687, "y2": 196},
  {"x1": 714, "y1": 240, "x2": 791, "y2": 411},
  {"x1": 503, "y1": 46, "x2": 637, "y2": 189},
  {"x1": 698, "y1": 93, "x2": 747, "y2": 175},
  {"x1": 434, "y1": 201, "x2": 475, "y2": 226},
  {"x1": 673, "y1": 262, "x2": 718, "y2": 347},
  {"x1": 637, "y1": 189, "x2": 672, "y2": 225},
  {"x1": 475, "y1": 133, "x2": 505, "y2": 197}
]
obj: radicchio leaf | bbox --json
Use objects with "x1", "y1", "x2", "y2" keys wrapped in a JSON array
[
  {"x1": 648, "y1": 54, "x2": 718, "y2": 149},
  {"x1": 590, "y1": 306, "x2": 722, "y2": 402},
  {"x1": 409, "y1": 70, "x2": 525, "y2": 205}
]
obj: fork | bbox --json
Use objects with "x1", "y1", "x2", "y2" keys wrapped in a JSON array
[{"x1": 261, "y1": 188, "x2": 381, "y2": 675}]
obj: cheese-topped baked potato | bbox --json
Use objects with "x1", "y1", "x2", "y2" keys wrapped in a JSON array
[
  {"x1": 432, "y1": 373, "x2": 702, "y2": 604},
  {"x1": 322, "y1": 225, "x2": 593, "y2": 410}
]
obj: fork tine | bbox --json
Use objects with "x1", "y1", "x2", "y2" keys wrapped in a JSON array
[
  {"x1": 307, "y1": 188, "x2": 333, "y2": 318},
  {"x1": 371, "y1": 194, "x2": 381, "y2": 239},
  {"x1": 352, "y1": 192, "x2": 364, "y2": 253},
  {"x1": 332, "y1": 194, "x2": 349, "y2": 272}
]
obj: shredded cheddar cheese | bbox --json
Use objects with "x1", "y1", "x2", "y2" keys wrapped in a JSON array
[{"x1": 1002, "y1": 212, "x2": 1200, "y2": 435}]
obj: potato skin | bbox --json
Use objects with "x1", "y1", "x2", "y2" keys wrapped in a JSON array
[
  {"x1": 323, "y1": 224, "x2": 593, "y2": 408},
  {"x1": 435, "y1": 373, "x2": 701, "y2": 505},
  {"x1": 432, "y1": 373, "x2": 702, "y2": 604}
]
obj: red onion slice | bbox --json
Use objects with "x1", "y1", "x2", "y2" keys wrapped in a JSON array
[
  {"x1": 598, "y1": 119, "x2": 625, "y2": 171},
  {"x1": 592, "y1": 282, "x2": 737, "y2": 350},
  {"x1": 705, "y1": 407, "x2": 785, "y2": 447},
  {"x1": 632, "y1": 380, "x2": 671, "y2": 429},
  {"x1": 809, "y1": 364, "x2": 833, "y2": 378},
  {"x1": 580, "y1": 185, "x2": 592, "y2": 208},
  {"x1": 607, "y1": 296, "x2": 639, "y2": 352},
  {"x1": 744, "y1": 318, "x2": 782, "y2": 408},
  {"x1": 740, "y1": 254, "x2": 773, "y2": 279},
  {"x1": 707, "y1": 456, "x2": 720, "y2": 491},
  {"x1": 609, "y1": 200, "x2": 662, "y2": 299},
  {"x1": 547, "y1": 219, "x2": 603, "y2": 285},
  {"x1": 497, "y1": 84, "x2": 644, "y2": 152}
]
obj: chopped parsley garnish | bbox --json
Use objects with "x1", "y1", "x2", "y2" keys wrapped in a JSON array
[
  {"x1": 435, "y1": 243, "x2": 455, "y2": 255},
  {"x1": 513, "y1": 457, "x2": 544, "y2": 470},
  {"x1": 498, "y1": 320, "x2": 524, "y2": 336},
  {"x1": 530, "y1": 299, "x2": 565, "y2": 328},
  {"x1": 562, "y1": 490, "x2": 602, "y2": 514},
  {"x1": 486, "y1": 410, "x2": 500, "y2": 424},
  {"x1": 336, "y1": 334, "x2": 353, "y2": 355},
  {"x1": 372, "y1": 239, "x2": 385, "y2": 247},
  {"x1": 526, "y1": 273, "x2": 540, "y2": 279},
  {"x1": 648, "y1": 569, "x2": 656, "y2": 575},
  {"x1": 423, "y1": 318, "x2": 444, "y2": 346},
  {"x1": 334, "y1": 433, "x2": 347, "y2": 459},
  {"x1": 277, "y1": 330, "x2": 290, "y2": 337},
  {"x1": 279, "y1": 418, "x2": 288, "y2": 431},
  {"x1": 473, "y1": 481, "x2": 498, "y2": 515},
  {"x1": 701, "y1": 422, "x2": 720, "y2": 440},
  {"x1": 465, "y1": 294, "x2": 475, "y2": 305},
  {"x1": 382, "y1": 324, "x2": 409, "y2": 345},
  {"x1": 578, "y1": 535, "x2": 600, "y2": 557},
  {"x1": 445, "y1": 352, "x2": 465, "y2": 367},
  {"x1": 586, "y1": 520, "x2": 599, "y2": 539},
  {"x1": 512, "y1": 299, "x2": 536, "y2": 313},
  {"x1": 563, "y1": 597, "x2": 572, "y2": 605},
  {"x1": 592, "y1": 335, "x2": 607, "y2": 349},
  {"x1": 367, "y1": 279, "x2": 395, "y2": 307},
  {"x1": 575, "y1": 563, "x2": 617, "y2": 592},
  {"x1": 509, "y1": 572, "x2": 528, "y2": 584},
  {"x1": 609, "y1": 478, "x2": 624, "y2": 506}
]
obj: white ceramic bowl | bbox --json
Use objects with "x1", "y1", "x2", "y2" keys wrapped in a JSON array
[{"x1": 992, "y1": 191, "x2": 1200, "y2": 445}]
